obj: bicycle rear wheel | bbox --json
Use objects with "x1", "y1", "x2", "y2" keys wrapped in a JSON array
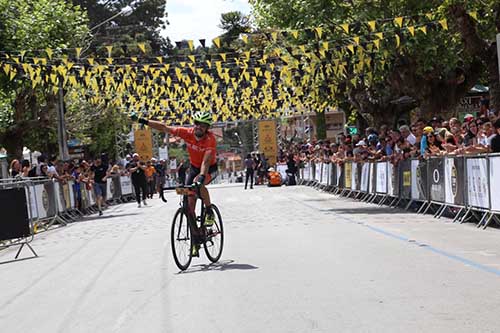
[
  {"x1": 171, "y1": 208, "x2": 192, "y2": 270},
  {"x1": 203, "y1": 204, "x2": 224, "y2": 263}
]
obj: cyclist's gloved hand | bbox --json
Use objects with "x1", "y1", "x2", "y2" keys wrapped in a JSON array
[
  {"x1": 130, "y1": 112, "x2": 149, "y2": 125},
  {"x1": 196, "y1": 174, "x2": 206, "y2": 186}
]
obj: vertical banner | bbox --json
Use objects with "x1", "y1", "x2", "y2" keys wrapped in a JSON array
[
  {"x1": 360, "y1": 163, "x2": 370, "y2": 192},
  {"x1": 445, "y1": 157, "x2": 465, "y2": 206},
  {"x1": 416, "y1": 160, "x2": 429, "y2": 200},
  {"x1": 120, "y1": 176, "x2": 133, "y2": 195},
  {"x1": 258, "y1": 120, "x2": 278, "y2": 165},
  {"x1": 315, "y1": 163, "x2": 322, "y2": 183},
  {"x1": 489, "y1": 156, "x2": 500, "y2": 211},
  {"x1": 106, "y1": 178, "x2": 113, "y2": 200},
  {"x1": 375, "y1": 162, "x2": 387, "y2": 194},
  {"x1": 351, "y1": 162, "x2": 359, "y2": 191},
  {"x1": 467, "y1": 157, "x2": 490, "y2": 209},
  {"x1": 400, "y1": 160, "x2": 412, "y2": 199},
  {"x1": 321, "y1": 163, "x2": 329, "y2": 185},
  {"x1": 387, "y1": 163, "x2": 394, "y2": 196},
  {"x1": 369, "y1": 163, "x2": 376, "y2": 193},
  {"x1": 329, "y1": 163, "x2": 337, "y2": 186},
  {"x1": 429, "y1": 158, "x2": 445, "y2": 203},
  {"x1": 344, "y1": 162, "x2": 352, "y2": 189},
  {"x1": 134, "y1": 128, "x2": 153, "y2": 161},
  {"x1": 411, "y1": 159, "x2": 420, "y2": 200},
  {"x1": 303, "y1": 163, "x2": 310, "y2": 180},
  {"x1": 54, "y1": 182, "x2": 66, "y2": 213}
]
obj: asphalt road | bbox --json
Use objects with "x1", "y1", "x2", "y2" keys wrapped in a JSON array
[{"x1": 1, "y1": 183, "x2": 500, "y2": 332}]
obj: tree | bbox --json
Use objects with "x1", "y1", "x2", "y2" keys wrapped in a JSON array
[
  {"x1": 71, "y1": 0, "x2": 170, "y2": 54},
  {"x1": 0, "y1": 0, "x2": 89, "y2": 158},
  {"x1": 219, "y1": 11, "x2": 252, "y2": 46},
  {"x1": 249, "y1": 0, "x2": 499, "y2": 129}
]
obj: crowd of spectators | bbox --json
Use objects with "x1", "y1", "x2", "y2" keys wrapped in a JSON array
[{"x1": 280, "y1": 111, "x2": 500, "y2": 173}]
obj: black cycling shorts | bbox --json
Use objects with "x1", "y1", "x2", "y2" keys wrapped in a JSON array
[{"x1": 185, "y1": 164, "x2": 218, "y2": 186}]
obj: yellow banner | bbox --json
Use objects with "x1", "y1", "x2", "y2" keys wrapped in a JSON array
[
  {"x1": 344, "y1": 162, "x2": 352, "y2": 189},
  {"x1": 258, "y1": 120, "x2": 278, "y2": 166},
  {"x1": 134, "y1": 128, "x2": 153, "y2": 161}
]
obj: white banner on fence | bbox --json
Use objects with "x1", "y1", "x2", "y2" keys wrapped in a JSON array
[
  {"x1": 54, "y1": 183, "x2": 65, "y2": 213},
  {"x1": 336, "y1": 164, "x2": 342, "y2": 186},
  {"x1": 120, "y1": 176, "x2": 133, "y2": 195},
  {"x1": 321, "y1": 163, "x2": 329, "y2": 185},
  {"x1": 490, "y1": 156, "x2": 500, "y2": 211},
  {"x1": 411, "y1": 159, "x2": 420, "y2": 200},
  {"x1": 368, "y1": 163, "x2": 374, "y2": 193},
  {"x1": 444, "y1": 158, "x2": 455, "y2": 205},
  {"x1": 25, "y1": 186, "x2": 38, "y2": 219},
  {"x1": 67, "y1": 181, "x2": 75, "y2": 209},
  {"x1": 361, "y1": 163, "x2": 369, "y2": 192},
  {"x1": 351, "y1": 163, "x2": 358, "y2": 190},
  {"x1": 387, "y1": 163, "x2": 394, "y2": 196},
  {"x1": 303, "y1": 163, "x2": 310, "y2": 180},
  {"x1": 33, "y1": 184, "x2": 47, "y2": 219},
  {"x1": 106, "y1": 178, "x2": 113, "y2": 200},
  {"x1": 376, "y1": 162, "x2": 387, "y2": 194},
  {"x1": 326, "y1": 164, "x2": 333, "y2": 186},
  {"x1": 315, "y1": 163, "x2": 322, "y2": 183},
  {"x1": 466, "y1": 158, "x2": 489, "y2": 209}
]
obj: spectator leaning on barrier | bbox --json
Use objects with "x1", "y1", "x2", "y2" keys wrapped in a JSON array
[
  {"x1": 490, "y1": 118, "x2": 500, "y2": 153},
  {"x1": 9, "y1": 159, "x2": 21, "y2": 177},
  {"x1": 400, "y1": 125, "x2": 416, "y2": 145},
  {"x1": 21, "y1": 159, "x2": 30, "y2": 177}
]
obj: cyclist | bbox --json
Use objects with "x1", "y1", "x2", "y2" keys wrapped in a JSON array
[{"x1": 131, "y1": 111, "x2": 218, "y2": 255}]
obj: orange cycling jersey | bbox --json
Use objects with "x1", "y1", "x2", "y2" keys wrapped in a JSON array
[{"x1": 171, "y1": 127, "x2": 217, "y2": 168}]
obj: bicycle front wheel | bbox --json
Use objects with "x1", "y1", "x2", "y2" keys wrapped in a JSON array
[
  {"x1": 204, "y1": 204, "x2": 224, "y2": 263},
  {"x1": 171, "y1": 208, "x2": 192, "y2": 270}
]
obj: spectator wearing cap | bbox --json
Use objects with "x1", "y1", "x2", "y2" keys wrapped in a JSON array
[
  {"x1": 399, "y1": 125, "x2": 416, "y2": 145},
  {"x1": 490, "y1": 118, "x2": 500, "y2": 153},
  {"x1": 431, "y1": 116, "x2": 442, "y2": 130}
]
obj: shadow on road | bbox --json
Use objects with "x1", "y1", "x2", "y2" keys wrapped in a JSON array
[
  {"x1": 80, "y1": 212, "x2": 141, "y2": 222},
  {"x1": 179, "y1": 259, "x2": 259, "y2": 274},
  {"x1": 320, "y1": 207, "x2": 411, "y2": 215}
]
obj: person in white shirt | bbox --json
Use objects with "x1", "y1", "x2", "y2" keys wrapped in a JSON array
[{"x1": 399, "y1": 125, "x2": 416, "y2": 145}]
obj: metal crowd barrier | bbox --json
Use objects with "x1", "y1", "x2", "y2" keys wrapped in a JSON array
[
  {"x1": 297, "y1": 153, "x2": 500, "y2": 229},
  {"x1": 0, "y1": 174, "x2": 140, "y2": 263}
]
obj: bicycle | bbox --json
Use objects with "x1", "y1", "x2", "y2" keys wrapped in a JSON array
[{"x1": 167, "y1": 183, "x2": 224, "y2": 271}]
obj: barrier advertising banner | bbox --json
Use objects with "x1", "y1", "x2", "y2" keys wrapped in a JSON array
[
  {"x1": 315, "y1": 163, "x2": 322, "y2": 183},
  {"x1": 329, "y1": 163, "x2": 336, "y2": 186},
  {"x1": 429, "y1": 158, "x2": 445, "y2": 203},
  {"x1": 258, "y1": 120, "x2": 278, "y2": 165},
  {"x1": 467, "y1": 157, "x2": 490, "y2": 209},
  {"x1": 303, "y1": 163, "x2": 310, "y2": 180},
  {"x1": 416, "y1": 160, "x2": 428, "y2": 201},
  {"x1": 337, "y1": 164, "x2": 344, "y2": 188},
  {"x1": 375, "y1": 162, "x2": 387, "y2": 194},
  {"x1": 321, "y1": 163, "x2": 329, "y2": 185},
  {"x1": 120, "y1": 176, "x2": 133, "y2": 195},
  {"x1": 400, "y1": 160, "x2": 412, "y2": 199},
  {"x1": 369, "y1": 163, "x2": 376, "y2": 193},
  {"x1": 489, "y1": 156, "x2": 500, "y2": 211},
  {"x1": 387, "y1": 163, "x2": 394, "y2": 196},
  {"x1": 411, "y1": 159, "x2": 420, "y2": 200},
  {"x1": 360, "y1": 163, "x2": 370, "y2": 192},
  {"x1": 351, "y1": 163, "x2": 359, "y2": 191},
  {"x1": 344, "y1": 162, "x2": 352, "y2": 189},
  {"x1": 444, "y1": 157, "x2": 465, "y2": 206}
]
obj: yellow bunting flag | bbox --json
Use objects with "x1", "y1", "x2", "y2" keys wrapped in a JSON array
[
  {"x1": 395, "y1": 34, "x2": 400, "y2": 48},
  {"x1": 418, "y1": 26, "x2": 427, "y2": 34},
  {"x1": 241, "y1": 34, "x2": 248, "y2": 44},
  {"x1": 439, "y1": 19, "x2": 448, "y2": 30},
  {"x1": 394, "y1": 17, "x2": 404, "y2": 27},
  {"x1": 469, "y1": 11, "x2": 478, "y2": 21},
  {"x1": 156, "y1": 56, "x2": 163, "y2": 63},
  {"x1": 368, "y1": 21, "x2": 376, "y2": 31},
  {"x1": 340, "y1": 23, "x2": 349, "y2": 34},
  {"x1": 314, "y1": 27, "x2": 323, "y2": 39},
  {"x1": 290, "y1": 30, "x2": 299, "y2": 39},
  {"x1": 138, "y1": 43, "x2": 146, "y2": 53},
  {"x1": 46, "y1": 48, "x2": 53, "y2": 59},
  {"x1": 212, "y1": 37, "x2": 221, "y2": 48},
  {"x1": 188, "y1": 55, "x2": 195, "y2": 63},
  {"x1": 408, "y1": 26, "x2": 415, "y2": 36},
  {"x1": 106, "y1": 45, "x2": 113, "y2": 57},
  {"x1": 131, "y1": 57, "x2": 138, "y2": 62},
  {"x1": 75, "y1": 47, "x2": 82, "y2": 59},
  {"x1": 376, "y1": 32, "x2": 384, "y2": 39},
  {"x1": 353, "y1": 36, "x2": 360, "y2": 45}
]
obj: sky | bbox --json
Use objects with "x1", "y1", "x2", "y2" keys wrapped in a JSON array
[{"x1": 161, "y1": 0, "x2": 252, "y2": 45}]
